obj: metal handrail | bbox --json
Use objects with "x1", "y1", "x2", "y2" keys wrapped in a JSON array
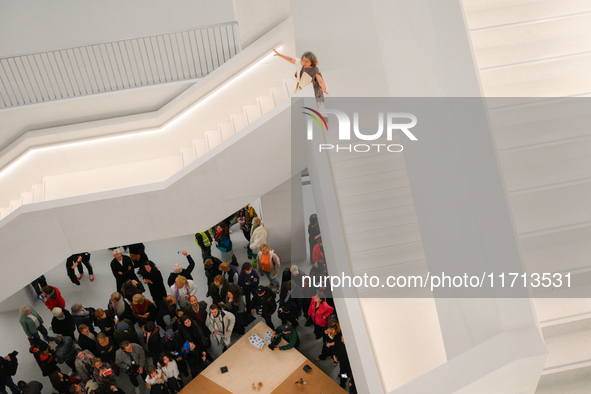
[{"x1": 0, "y1": 22, "x2": 240, "y2": 109}]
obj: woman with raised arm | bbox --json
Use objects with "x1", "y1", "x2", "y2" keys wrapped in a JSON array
[{"x1": 273, "y1": 49, "x2": 328, "y2": 109}]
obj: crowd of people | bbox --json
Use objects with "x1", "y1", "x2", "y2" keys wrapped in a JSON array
[{"x1": 1, "y1": 209, "x2": 356, "y2": 394}]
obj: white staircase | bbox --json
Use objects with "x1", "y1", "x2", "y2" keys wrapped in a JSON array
[
  {"x1": 463, "y1": 0, "x2": 591, "y2": 391},
  {"x1": 0, "y1": 77, "x2": 293, "y2": 221}
]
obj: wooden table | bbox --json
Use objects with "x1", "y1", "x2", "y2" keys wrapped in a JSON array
[{"x1": 180, "y1": 321, "x2": 347, "y2": 394}]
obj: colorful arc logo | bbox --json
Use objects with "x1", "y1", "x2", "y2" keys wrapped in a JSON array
[{"x1": 302, "y1": 107, "x2": 328, "y2": 131}]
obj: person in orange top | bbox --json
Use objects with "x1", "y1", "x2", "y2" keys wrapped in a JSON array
[{"x1": 256, "y1": 244, "x2": 281, "y2": 289}]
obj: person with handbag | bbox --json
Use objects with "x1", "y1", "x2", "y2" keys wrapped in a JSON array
[{"x1": 115, "y1": 341, "x2": 146, "y2": 394}]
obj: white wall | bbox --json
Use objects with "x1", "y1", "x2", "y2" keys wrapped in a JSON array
[
  {"x1": 0, "y1": 1, "x2": 236, "y2": 57},
  {"x1": 0, "y1": 81, "x2": 193, "y2": 151},
  {"x1": 234, "y1": 0, "x2": 291, "y2": 47},
  {"x1": 259, "y1": 174, "x2": 307, "y2": 264}
]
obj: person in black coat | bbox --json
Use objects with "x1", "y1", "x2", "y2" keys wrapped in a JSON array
[
  {"x1": 77, "y1": 325, "x2": 98, "y2": 356},
  {"x1": 0, "y1": 351, "x2": 19, "y2": 394},
  {"x1": 141, "y1": 261, "x2": 168, "y2": 303},
  {"x1": 65, "y1": 253, "x2": 94, "y2": 285},
  {"x1": 159, "y1": 329, "x2": 189, "y2": 377},
  {"x1": 120, "y1": 279, "x2": 145, "y2": 304},
  {"x1": 308, "y1": 214, "x2": 321, "y2": 263},
  {"x1": 107, "y1": 292, "x2": 135, "y2": 323},
  {"x1": 51, "y1": 308, "x2": 76, "y2": 340},
  {"x1": 202, "y1": 256, "x2": 223, "y2": 289},
  {"x1": 110, "y1": 249, "x2": 139, "y2": 293},
  {"x1": 156, "y1": 296, "x2": 180, "y2": 331},
  {"x1": 334, "y1": 336, "x2": 353, "y2": 390},
  {"x1": 179, "y1": 317, "x2": 208, "y2": 350},
  {"x1": 208, "y1": 275, "x2": 229, "y2": 307},
  {"x1": 142, "y1": 321, "x2": 162, "y2": 361},
  {"x1": 94, "y1": 308, "x2": 116, "y2": 336},
  {"x1": 167, "y1": 251, "x2": 196, "y2": 286},
  {"x1": 29, "y1": 342, "x2": 60, "y2": 377},
  {"x1": 252, "y1": 286, "x2": 276, "y2": 330},
  {"x1": 126, "y1": 243, "x2": 148, "y2": 270},
  {"x1": 278, "y1": 280, "x2": 303, "y2": 328}
]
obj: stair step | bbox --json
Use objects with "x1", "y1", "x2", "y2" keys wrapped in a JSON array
[
  {"x1": 180, "y1": 148, "x2": 196, "y2": 168},
  {"x1": 257, "y1": 95, "x2": 274, "y2": 115},
  {"x1": 347, "y1": 222, "x2": 422, "y2": 254},
  {"x1": 0, "y1": 207, "x2": 8, "y2": 220},
  {"x1": 283, "y1": 78, "x2": 293, "y2": 97},
  {"x1": 205, "y1": 130, "x2": 222, "y2": 151},
  {"x1": 521, "y1": 224, "x2": 591, "y2": 274},
  {"x1": 231, "y1": 114, "x2": 247, "y2": 133},
  {"x1": 9, "y1": 199, "x2": 21, "y2": 213},
  {"x1": 335, "y1": 168, "x2": 410, "y2": 199},
  {"x1": 192, "y1": 139, "x2": 208, "y2": 159},
  {"x1": 218, "y1": 122, "x2": 235, "y2": 141},
  {"x1": 270, "y1": 87, "x2": 288, "y2": 106},
  {"x1": 535, "y1": 368, "x2": 591, "y2": 394},
  {"x1": 471, "y1": 13, "x2": 591, "y2": 69},
  {"x1": 342, "y1": 204, "x2": 418, "y2": 236},
  {"x1": 339, "y1": 187, "x2": 415, "y2": 218},
  {"x1": 464, "y1": 0, "x2": 591, "y2": 31},
  {"x1": 480, "y1": 52, "x2": 591, "y2": 97},
  {"x1": 243, "y1": 104, "x2": 262, "y2": 125},
  {"x1": 42, "y1": 156, "x2": 183, "y2": 202},
  {"x1": 510, "y1": 181, "x2": 591, "y2": 235},
  {"x1": 32, "y1": 184, "x2": 43, "y2": 203},
  {"x1": 21, "y1": 191, "x2": 33, "y2": 205},
  {"x1": 540, "y1": 329, "x2": 591, "y2": 381},
  {"x1": 499, "y1": 137, "x2": 591, "y2": 192}
]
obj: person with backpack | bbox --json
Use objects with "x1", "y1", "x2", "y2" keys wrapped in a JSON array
[
  {"x1": 30, "y1": 341, "x2": 60, "y2": 377},
  {"x1": 252, "y1": 286, "x2": 276, "y2": 330},
  {"x1": 213, "y1": 222, "x2": 235, "y2": 265},
  {"x1": 256, "y1": 244, "x2": 281, "y2": 290}
]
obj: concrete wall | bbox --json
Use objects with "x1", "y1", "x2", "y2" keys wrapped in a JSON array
[
  {"x1": 259, "y1": 174, "x2": 307, "y2": 264},
  {"x1": 0, "y1": 1, "x2": 236, "y2": 57},
  {"x1": 234, "y1": 0, "x2": 291, "y2": 48}
]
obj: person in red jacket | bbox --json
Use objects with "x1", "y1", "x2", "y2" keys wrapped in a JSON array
[
  {"x1": 41, "y1": 286, "x2": 65, "y2": 312},
  {"x1": 307, "y1": 294, "x2": 334, "y2": 339}
]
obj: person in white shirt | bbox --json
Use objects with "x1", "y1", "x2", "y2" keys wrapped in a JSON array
[
  {"x1": 145, "y1": 366, "x2": 167, "y2": 394},
  {"x1": 170, "y1": 275, "x2": 197, "y2": 309},
  {"x1": 157, "y1": 354, "x2": 183, "y2": 393}
]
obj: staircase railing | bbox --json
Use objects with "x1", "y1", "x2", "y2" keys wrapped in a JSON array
[{"x1": 0, "y1": 22, "x2": 240, "y2": 108}]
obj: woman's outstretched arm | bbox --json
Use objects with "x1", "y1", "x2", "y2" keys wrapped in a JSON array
[{"x1": 273, "y1": 49, "x2": 295, "y2": 64}]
